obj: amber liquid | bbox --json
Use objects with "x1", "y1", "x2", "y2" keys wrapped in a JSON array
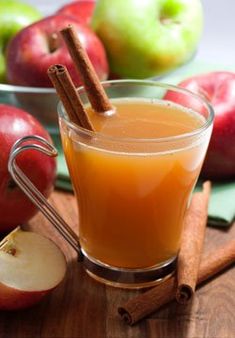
[{"x1": 61, "y1": 98, "x2": 207, "y2": 268}]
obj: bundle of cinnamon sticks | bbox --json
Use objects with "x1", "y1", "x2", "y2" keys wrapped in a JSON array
[
  {"x1": 48, "y1": 24, "x2": 235, "y2": 327},
  {"x1": 48, "y1": 25, "x2": 113, "y2": 130}
]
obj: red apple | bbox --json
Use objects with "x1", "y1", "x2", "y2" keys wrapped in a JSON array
[
  {"x1": 0, "y1": 104, "x2": 56, "y2": 232},
  {"x1": 6, "y1": 14, "x2": 109, "y2": 87},
  {"x1": 56, "y1": 0, "x2": 95, "y2": 25},
  {"x1": 164, "y1": 71, "x2": 235, "y2": 180},
  {"x1": 0, "y1": 227, "x2": 67, "y2": 310}
]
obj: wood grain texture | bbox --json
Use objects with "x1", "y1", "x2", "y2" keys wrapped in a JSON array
[{"x1": 0, "y1": 190, "x2": 234, "y2": 338}]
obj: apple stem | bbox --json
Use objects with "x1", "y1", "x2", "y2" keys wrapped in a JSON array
[{"x1": 49, "y1": 33, "x2": 60, "y2": 53}]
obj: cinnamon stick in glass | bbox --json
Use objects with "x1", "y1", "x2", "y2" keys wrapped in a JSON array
[
  {"x1": 118, "y1": 238, "x2": 235, "y2": 325},
  {"x1": 47, "y1": 64, "x2": 94, "y2": 131},
  {"x1": 60, "y1": 25, "x2": 113, "y2": 114},
  {"x1": 176, "y1": 181, "x2": 211, "y2": 304}
]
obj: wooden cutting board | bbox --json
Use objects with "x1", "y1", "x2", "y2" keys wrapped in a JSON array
[{"x1": 0, "y1": 190, "x2": 234, "y2": 338}]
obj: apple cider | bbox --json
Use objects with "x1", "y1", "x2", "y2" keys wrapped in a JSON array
[{"x1": 61, "y1": 98, "x2": 209, "y2": 269}]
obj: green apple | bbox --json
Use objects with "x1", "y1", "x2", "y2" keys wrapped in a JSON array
[
  {"x1": 0, "y1": 0, "x2": 42, "y2": 82},
  {"x1": 92, "y1": 0, "x2": 203, "y2": 79}
]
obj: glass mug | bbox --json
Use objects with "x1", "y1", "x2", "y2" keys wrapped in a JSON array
[{"x1": 8, "y1": 80, "x2": 214, "y2": 288}]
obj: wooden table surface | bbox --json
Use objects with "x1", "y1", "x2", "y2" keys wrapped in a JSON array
[{"x1": 0, "y1": 190, "x2": 234, "y2": 338}]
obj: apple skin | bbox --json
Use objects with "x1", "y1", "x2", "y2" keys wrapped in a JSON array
[
  {"x1": 0, "y1": 0, "x2": 42, "y2": 82},
  {"x1": 0, "y1": 282, "x2": 49, "y2": 310},
  {"x1": 92, "y1": 0, "x2": 203, "y2": 79},
  {"x1": 0, "y1": 104, "x2": 56, "y2": 232},
  {"x1": 57, "y1": 0, "x2": 95, "y2": 26},
  {"x1": 164, "y1": 72, "x2": 235, "y2": 180},
  {"x1": 6, "y1": 14, "x2": 109, "y2": 88}
]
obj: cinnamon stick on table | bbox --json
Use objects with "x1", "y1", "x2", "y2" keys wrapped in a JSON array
[
  {"x1": 60, "y1": 25, "x2": 113, "y2": 114},
  {"x1": 47, "y1": 64, "x2": 94, "y2": 131},
  {"x1": 176, "y1": 181, "x2": 211, "y2": 304},
  {"x1": 118, "y1": 238, "x2": 235, "y2": 325}
]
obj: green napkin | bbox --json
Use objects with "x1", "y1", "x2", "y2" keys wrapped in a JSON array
[
  {"x1": 195, "y1": 181, "x2": 235, "y2": 227},
  {"x1": 53, "y1": 59, "x2": 235, "y2": 227},
  {"x1": 56, "y1": 177, "x2": 73, "y2": 191},
  {"x1": 208, "y1": 182, "x2": 235, "y2": 226},
  {"x1": 51, "y1": 133, "x2": 72, "y2": 190}
]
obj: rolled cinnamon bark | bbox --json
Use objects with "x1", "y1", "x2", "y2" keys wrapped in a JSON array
[
  {"x1": 176, "y1": 181, "x2": 211, "y2": 304},
  {"x1": 60, "y1": 25, "x2": 113, "y2": 114},
  {"x1": 118, "y1": 238, "x2": 235, "y2": 325},
  {"x1": 47, "y1": 64, "x2": 94, "y2": 130}
]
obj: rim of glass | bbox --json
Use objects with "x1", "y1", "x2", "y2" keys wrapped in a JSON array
[{"x1": 58, "y1": 79, "x2": 214, "y2": 144}]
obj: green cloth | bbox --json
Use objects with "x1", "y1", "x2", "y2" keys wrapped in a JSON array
[
  {"x1": 54, "y1": 59, "x2": 235, "y2": 227},
  {"x1": 195, "y1": 181, "x2": 235, "y2": 227},
  {"x1": 208, "y1": 182, "x2": 235, "y2": 226},
  {"x1": 52, "y1": 134, "x2": 71, "y2": 190},
  {"x1": 56, "y1": 177, "x2": 72, "y2": 191}
]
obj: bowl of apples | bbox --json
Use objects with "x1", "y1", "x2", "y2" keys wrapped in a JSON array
[
  {"x1": 0, "y1": 0, "x2": 204, "y2": 132},
  {"x1": 0, "y1": 0, "x2": 109, "y2": 132}
]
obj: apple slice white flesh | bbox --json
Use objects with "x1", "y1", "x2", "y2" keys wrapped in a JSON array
[{"x1": 0, "y1": 227, "x2": 67, "y2": 310}]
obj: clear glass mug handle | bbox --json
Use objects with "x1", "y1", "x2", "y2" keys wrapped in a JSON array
[{"x1": 8, "y1": 135, "x2": 82, "y2": 260}]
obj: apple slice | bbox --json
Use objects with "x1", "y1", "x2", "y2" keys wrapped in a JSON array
[{"x1": 0, "y1": 227, "x2": 67, "y2": 310}]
